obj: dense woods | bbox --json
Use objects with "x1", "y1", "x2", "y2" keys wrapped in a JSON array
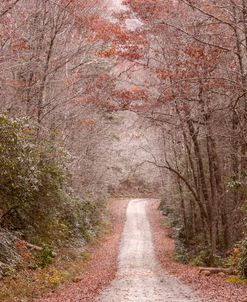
[
  {"x1": 0, "y1": 1, "x2": 159, "y2": 292},
  {"x1": 0, "y1": 0, "x2": 247, "y2": 299},
  {"x1": 121, "y1": 0, "x2": 247, "y2": 275}
]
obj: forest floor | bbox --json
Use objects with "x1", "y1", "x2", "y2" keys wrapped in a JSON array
[
  {"x1": 2, "y1": 198, "x2": 246, "y2": 301},
  {"x1": 33, "y1": 198, "x2": 247, "y2": 301},
  {"x1": 148, "y1": 199, "x2": 247, "y2": 302},
  {"x1": 33, "y1": 198, "x2": 129, "y2": 302}
]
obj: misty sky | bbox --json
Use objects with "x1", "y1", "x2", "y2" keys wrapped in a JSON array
[
  {"x1": 108, "y1": 0, "x2": 125, "y2": 11},
  {"x1": 107, "y1": 0, "x2": 142, "y2": 30}
]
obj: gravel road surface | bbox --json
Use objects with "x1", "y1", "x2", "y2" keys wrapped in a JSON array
[{"x1": 96, "y1": 199, "x2": 203, "y2": 302}]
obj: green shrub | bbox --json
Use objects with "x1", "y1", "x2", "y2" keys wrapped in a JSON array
[
  {"x1": 0, "y1": 116, "x2": 39, "y2": 220},
  {"x1": 189, "y1": 249, "x2": 212, "y2": 267},
  {"x1": 0, "y1": 115, "x2": 104, "y2": 273},
  {"x1": 238, "y1": 189, "x2": 247, "y2": 278},
  {"x1": 225, "y1": 246, "x2": 241, "y2": 268},
  {"x1": 239, "y1": 237, "x2": 247, "y2": 278},
  {"x1": 174, "y1": 245, "x2": 189, "y2": 264},
  {"x1": 39, "y1": 245, "x2": 54, "y2": 268},
  {"x1": 0, "y1": 115, "x2": 71, "y2": 238}
]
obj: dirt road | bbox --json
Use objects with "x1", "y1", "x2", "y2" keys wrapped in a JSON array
[{"x1": 96, "y1": 199, "x2": 203, "y2": 302}]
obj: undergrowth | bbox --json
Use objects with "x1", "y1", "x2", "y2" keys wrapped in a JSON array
[
  {"x1": 0, "y1": 247, "x2": 91, "y2": 301},
  {"x1": 0, "y1": 115, "x2": 107, "y2": 297}
]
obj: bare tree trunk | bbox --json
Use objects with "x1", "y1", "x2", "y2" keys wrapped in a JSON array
[{"x1": 183, "y1": 107, "x2": 217, "y2": 252}]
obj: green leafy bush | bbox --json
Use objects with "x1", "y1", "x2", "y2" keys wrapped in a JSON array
[
  {"x1": 0, "y1": 115, "x2": 103, "y2": 248},
  {"x1": 0, "y1": 115, "x2": 68, "y2": 235},
  {"x1": 239, "y1": 237, "x2": 247, "y2": 278},
  {"x1": 0, "y1": 114, "x2": 105, "y2": 286},
  {"x1": 238, "y1": 188, "x2": 247, "y2": 278},
  {"x1": 38, "y1": 245, "x2": 54, "y2": 268},
  {"x1": 174, "y1": 245, "x2": 189, "y2": 264},
  {"x1": 0, "y1": 116, "x2": 39, "y2": 222},
  {"x1": 189, "y1": 248, "x2": 213, "y2": 267}
]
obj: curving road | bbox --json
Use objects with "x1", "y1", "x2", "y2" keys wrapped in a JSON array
[{"x1": 96, "y1": 199, "x2": 203, "y2": 302}]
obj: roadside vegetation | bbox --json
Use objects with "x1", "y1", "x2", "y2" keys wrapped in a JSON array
[{"x1": 0, "y1": 115, "x2": 107, "y2": 301}]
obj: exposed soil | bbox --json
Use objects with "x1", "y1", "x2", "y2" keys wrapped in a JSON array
[
  {"x1": 34, "y1": 198, "x2": 129, "y2": 302},
  {"x1": 148, "y1": 199, "x2": 247, "y2": 302}
]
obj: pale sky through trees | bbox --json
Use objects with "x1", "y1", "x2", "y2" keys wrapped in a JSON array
[
  {"x1": 108, "y1": 0, "x2": 125, "y2": 11},
  {"x1": 107, "y1": 0, "x2": 142, "y2": 30}
]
